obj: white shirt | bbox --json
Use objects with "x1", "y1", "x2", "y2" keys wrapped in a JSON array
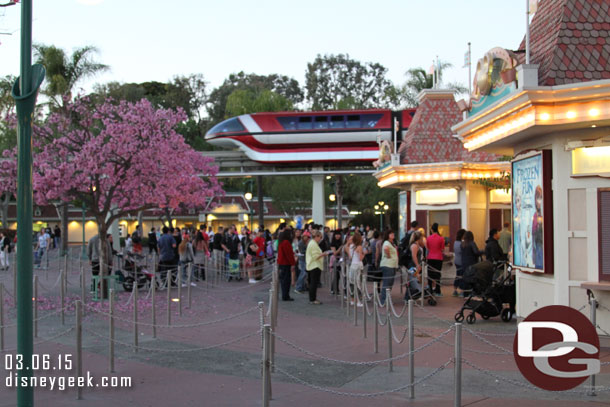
[{"x1": 38, "y1": 233, "x2": 50, "y2": 249}]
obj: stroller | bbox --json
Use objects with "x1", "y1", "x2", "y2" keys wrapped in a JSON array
[
  {"x1": 454, "y1": 260, "x2": 515, "y2": 324},
  {"x1": 403, "y1": 266, "x2": 438, "y2": 306},
  {"x1": 121, "y1": 252, "x2": 155, "y2": 292}
]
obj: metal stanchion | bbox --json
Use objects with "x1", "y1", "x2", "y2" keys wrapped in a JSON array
[
  {"x1": 76, "y1": 300, "x2": 83, "y2": 400},
  {"x1": 13, "y1": 259, "x2": 16, "y2": 300},
  {"x1": 262, "y1": 324, "x2": 271, "y2": 407},
  {"x1": 408, "y1": 299, "x2": 414, "y2": 399},
  {"x1": 272, "y1": 265, "x2": 279, "y2": 328},
  {"x1": 150, "y1": 277, "x2": 157, "y2": 338},
  {"x1": 353, "y1": 275, "x2": 358, "y2": 326},
  {"x1": 270, "y1": 287, "x2": 276, "y2": 372},
  {"x1": 454, "y1": 323, "x2": 462, "y2": 407},
  {"x1": 187, "y1": 263, "x2": 192, "y2": 309},
  {"x1": 178, "y1": 267, "x2": 182, "y2": 317},
  {"x1": 134, "y1": 283, "x2": 138, "y2": 353},
  {"x1": 33, "y1": 276, "x2": 38, "y2": 338},
  {"x1": 373, "y1": 282, "x2": 378, "y2": 353},
  {"x1": 589, "y1": 298, "x2": 598, "y2": 396},
  {"x1": 362, "y1": 273, "x2": 367, "y2": 338},
  {"x1": 421, "y1": 262, "x2": 427, "y2": 308},
  {"x1": 387, "y1": 288, "x2": 393, "y2": 372},
  {"x1": 60, "y1": 268, "x2": 65, "y2": 325},
  {"x1": 0, "y1": 283, "x2": 4, "y2": 350},
  {"x1": 340, "y1": 266, "x2": 344, "y2": 309},
  {"x1": 167, "y1": 266, "x2": 172, "y2": 326},
  {"x1": 109, "y1": 288, "x2": 115, "y2": 373},
  {"x1": 258, "y1": 301, "x2": 265, "y2": 348}
]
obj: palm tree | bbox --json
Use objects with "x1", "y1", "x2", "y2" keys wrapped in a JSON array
[
  {"x1": 402, "y1": 61, "x2": 468, "y2": 106},
  {"x1": 34, "y1": 44, "x2": 109, "y2": 108}
]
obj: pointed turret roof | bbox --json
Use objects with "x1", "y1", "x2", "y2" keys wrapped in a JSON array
[{"x1": 518, "y1": 0, "x2": 610, "y2": 86}]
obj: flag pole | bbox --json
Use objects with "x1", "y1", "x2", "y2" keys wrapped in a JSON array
[
  {"x1": 526, "y1": 0, "x2": 531, "y2": 64},
  {"x1": 468, "y1": 42, "x2": 472, "y2": 97}
]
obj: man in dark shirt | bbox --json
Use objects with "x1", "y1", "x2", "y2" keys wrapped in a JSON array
[
  {"x1": 212, "y1": 226, "x2": 225, "y2": 275},
  {"x1": 222, "y1": 226, "x2": 241, "y2": 280},
  {"x1": 158, "y1": 226, "x2": 177, "y2": 286},
  {"x1": 148, "y1": 227, "x2": 158, "y2": 254}
]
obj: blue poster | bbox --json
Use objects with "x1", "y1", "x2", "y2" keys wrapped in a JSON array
[
  {"x1": 512, "y1": 154, "x2": 544, "y2": 270},
  {"x1": 398, "y1": 192, "x2": 407, "y2": 241}
]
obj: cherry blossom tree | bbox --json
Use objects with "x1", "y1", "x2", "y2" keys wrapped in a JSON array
[
  {"x1": 33, "y1": 97, "x2": 223, "y2": 291},
  {"x1": 0, "y1": 148, "x2": 17, "y2": 228}
]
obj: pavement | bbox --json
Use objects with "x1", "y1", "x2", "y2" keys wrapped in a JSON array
[{"x1": 1, "y1": 252, "x2": 610, "y2": 406}]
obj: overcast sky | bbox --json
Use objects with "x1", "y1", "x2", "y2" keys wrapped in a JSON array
[{"x1": 0, "y1": 0, "x2": 527, "y2": 98}]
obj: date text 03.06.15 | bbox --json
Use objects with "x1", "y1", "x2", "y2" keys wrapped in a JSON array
[{"x1": 4, "y1": 354, "x2": 72, "y2": 371}]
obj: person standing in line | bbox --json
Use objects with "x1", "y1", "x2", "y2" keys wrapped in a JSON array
[
  {"x1": 426, "y1": 223, "x2": 445, "y2": 297},
  {"x1": 178, "y1": 234, "x2": 196, "y2": 287},
  {"x1": 157, "y1": 226, "x2": 177, "y2": 287},
  {"x1": 452, "y1": 229, "x2": 466, "y2": 297},
  {"x1": 148, "y1": 227, "x2": 158, "y2": 255},
  {"x1": 498, "y1": 222, "x2": 512, "y2": 255},
  {"x1": 329, "y1": 230, "x2": 344, "y2": 295},
  {"x1": 53, "y1": 224, "x2": 61, "y2": 251},
  {"x1": 277, "y1": 229, "x2": 296, "y2": 301},
  {"x1": 0, "y1": 232, "x2": 10, "y2": 270},
  {"x1": 485, "y1": 228, "x2": 507, "y2": 263},
  {"x1": 345, "y1": 230, "x2": 364, "y2": 307},
  {"x1": 379, "y1": 229, "x2": 398, "y2": 306},
  {"x1": 295, "y1": 231, "x2": 310, "y2": 293},
  {"x1": 34, "y1": 228, "x2": 51, "y2": 268},
  {"x1": 306, "y1": 230, "x2": 330, "y2": 305},
  {"x1": 253, "y1": 228, "x2": 266, "y2": 281},
  {"x1": 193, "y1": 227, "x2": 208, "y2": 281},
  {"x1": 404, "y1": 231, "x2": 425, "y2": 300},
  {"x1": 460, "y1": 231, "x2": 483, "y2": 295},
  {"x1": 212, "y1": 226, "x2": 225, "y2": 276}
]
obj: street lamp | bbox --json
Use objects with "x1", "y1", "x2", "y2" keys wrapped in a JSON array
[
  {"x1": 329, "y1": 194, "x2": 336, "y2": 229},
  {"x1": 375, "y1": 201, "x2": 388, "y2": 231},
  {"x1": 245, "y1": 192, "x2": 253, "y2": 231}
]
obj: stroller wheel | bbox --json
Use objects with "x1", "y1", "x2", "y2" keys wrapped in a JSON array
[
  {"x1": 466, "y1": 313, "x2": 476, "y2": 324},
  {"x1": 501, "y1": 308, "x2": 512, "y2": 322},
  {"x1": 123, "y1": 277, "x2": 134, "y2": 292},
  {"x1": 454, "y1": 312, "x2": 464, "y2": 322},
  {"x1": 482, "y1": 314, "x2": 490, "y2": 320},
  {"x1": 428, "y1": 298, "x2": 437, "y2": 306}
]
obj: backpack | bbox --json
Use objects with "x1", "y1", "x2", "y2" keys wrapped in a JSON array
[{"x1": 399, "y1": 233, "x2": 413, "y2": 267}]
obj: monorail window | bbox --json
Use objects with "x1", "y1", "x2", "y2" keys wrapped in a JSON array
[
  {"x1": 314, "y1": 116, "x2": 328, "y2": 129},
  {"x1": 277, "y1": 117, "x2": 297, "y2": 130},
  {"x1": 346, "y1": 115, "x2": 360, "y2": 128},
  {"x1": 361, "y1": 114, "x2": 383, "y2": 128},
  {"x1": 297, "y1": 116, "x2": 312, "y2": 130},
  {"x1": 208, "y1": 117, "x2": 245, "y2": 135},
  {"x1": 329, "y1": 115, "x2": 345, "y2": 129}
]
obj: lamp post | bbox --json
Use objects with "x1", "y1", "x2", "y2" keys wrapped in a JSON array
[
  {"x1": 81, "y1": 203, "x2": 86, "y2": 258},
  {"x1": 329, "y1": 194, "x2": 336, "y2": 229},
  {"x1": 245, "y1": 192, "x2": 253, "y2": 231},
  {"x1": 374, "y1": 201, "x2": 389, "y2": 231}
]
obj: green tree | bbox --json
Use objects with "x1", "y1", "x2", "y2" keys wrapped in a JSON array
[
  {"x1": 401, "y1": 61, "x2": 468, "y2": 107},
  {"x1": 207, "y1": 72, "x2": 302, "y2": 124},
  {"x1": 0, "y1": 75, "x2": 16, "y2": 151},
  {"x1": 33, "y1": 44, "x2": 109, "y2": 109},
  {"x1": 305, "y1": 54, "x2": 399, "y2": 110},
  {"x1": 225, "y1": 89, "x2": 293, "y2": 118}
]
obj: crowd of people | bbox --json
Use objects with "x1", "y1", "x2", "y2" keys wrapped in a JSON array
[{"x1": 80, "y1": 219, "x2": 513, "y2": 305}]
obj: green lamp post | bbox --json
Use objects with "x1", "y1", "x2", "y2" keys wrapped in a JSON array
[{"x1": 11, "y1": 0, "x2": 45, "y2": 405}]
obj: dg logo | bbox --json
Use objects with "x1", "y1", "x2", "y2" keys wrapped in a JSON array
[{"x1": 513, "y1": 305, "x2": 600, "y2": 391}]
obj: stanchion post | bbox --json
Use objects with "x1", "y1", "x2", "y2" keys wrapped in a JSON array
[
  {"x1": 589, "y1": 298, "x2": 597, "y2": 396},
  {"x1": 187, "y1": 263, "x2": 192, "y2": 309},
  {"x1": 60, "y1": 268, "x2": 65, "y2": 325},
  {"x1": 421, "y1": 262, "x2": 427, "y2": 308},
  {"x1": 272, "y1": 264, "x2": 279, "y2": 328},
  {"x1": 13, "y1": 260, "x2": 16, "y2": 300},
  {"x1": 167, "y1": 267, "x2": 172, "y2": 326},
  {"x1": 387, "y1": 288, "x2": 393, "y2": 372},
  {"x1": 33, "y1": 275, "x2": 38, "y2": 338},
  {"x1": 408, "y1": 299, "x2": 414, "y2": 399},
  {"x1": 454, "y1": 323, "x2": 462, "y2": 407},
  {"x1": 134, "y1": 283, "x2": 138, "y2": 353},
  {"x1": 258, "y1": 301, "x2": 265, "y2": 349},
  {"x1": 76, "y1": 300, "x2": 83, "y2": 400},
  {"x1": 109, "y1": 288, "x2": 115, "y2": 373},
  {"x1": 0, "y1": 282, "x2": 4, "y2": 350},
  {"x1": 270, "y1": 287, "x2": 276, "y2": 372},
  {"x1": 373, "y1": 282, "x2": 378, "y2": 353},
  {"x1": 353, "y1": 275, "x2": 358, "y2": 326},
  {"x1": 151, "y1": 276, "x2": 157, "y2": 338},
  {"x1": 362, "y1": 273, "x2": 366, "y2": 338},
  {"x1": 340, "y1": 266, "x2": 344, "y2": 309},
  {"x1": 178, "y1": 267, "x2": 182, "y2": 317},
  {"x1": 262, "y1": 324, "x2": 271, "y2": 407}
]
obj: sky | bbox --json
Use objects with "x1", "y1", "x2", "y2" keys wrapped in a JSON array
[{"x1": 0, "y1": 0, "x2": 527, "y2": 99}]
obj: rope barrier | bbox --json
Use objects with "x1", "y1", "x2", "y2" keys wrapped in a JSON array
[
  {"x1": 83, "y1": 327, "x2": 260, "y2": 353},
  {"x1": 273, "y1": 358, "x2": 453, "y2": 398},
  {"x1": 0, "y1": 326, "x2": 75, "y2": 352}
]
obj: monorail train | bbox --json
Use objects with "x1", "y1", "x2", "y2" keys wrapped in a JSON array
[{"x1": 204, "y1": 109, "x2": 416, "y2": 164}]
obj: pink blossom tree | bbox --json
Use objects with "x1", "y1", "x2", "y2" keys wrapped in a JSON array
[
  {"x1": 0, "y1": 148, "x2": 17, "y2": 228},
  {"x1": 33, "y1": 97, "x2": 223, "y2": 290}
]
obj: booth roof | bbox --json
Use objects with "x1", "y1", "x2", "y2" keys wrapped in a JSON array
[{"x1": 518, "y1": 0, "x2": 610, "y2": 86}]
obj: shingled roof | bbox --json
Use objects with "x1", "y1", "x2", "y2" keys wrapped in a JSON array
[
  {"x1": 518, "y1": 0, "x2": 610, "y2": 86},
  {"x1": 398, "y1": 90, "x2": 499, "y2": 164}
]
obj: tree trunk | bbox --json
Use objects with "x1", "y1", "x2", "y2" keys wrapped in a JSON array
[
  {"x1": 163, "y1": 208, "x2": 173, "y2": 228},
  {"x1": 97, "y1": 221, "x2": 110, "y2": 300},
  {"x1": 61, "y1": 203, "x2": 68, "y2": 255},
  {"x1": 0, "y1": 193, "x2": 9, "y2": 230}
]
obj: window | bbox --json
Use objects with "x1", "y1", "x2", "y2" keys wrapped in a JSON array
[
  {"x1": 599, "y1": 189, "x2": 610, "y2": 281},
  {"x1": 360, "y1": 114, "x2": 383, "y2": 128},
  {"x1": 314, "y1": 116, "x2": 328, "y2": 129},
  {"x1": 207, "y1": 117, "x2": 245, "y2": 135},
  {"x1": 277, "y1": 117, "x2": 297, "y2": 130},
  {"x1": 329, "y1": 115, "x2": 345, "y2": 129},
  {"x1": 297, "y1": 117, "x2": 312, "y2": 130},
  {"x1": 346, "y1": 115, "x2": 360, "y2": 128}
]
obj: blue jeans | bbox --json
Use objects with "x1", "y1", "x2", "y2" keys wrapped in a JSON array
[
  {"x1": 34, "y1": 247, "x2": 46, "y2": 266},
  {"x1": 379, "y1": 266, "x2": 396, "y2": 305},
  {"x1": 296, "y1": 259, "x2": 307, "y2": 291}
]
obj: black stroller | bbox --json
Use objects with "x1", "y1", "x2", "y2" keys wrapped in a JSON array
[
  {"x1": 120, "y1": 252, "x2": 155, "y2": 292},
  {"x1": 454, "y1": 260, "x2": 515, "y2": 324}
]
